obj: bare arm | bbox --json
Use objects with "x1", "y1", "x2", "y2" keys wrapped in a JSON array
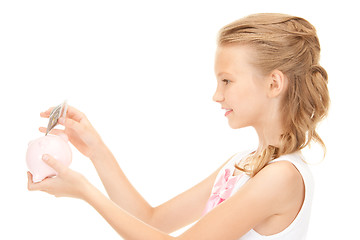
[
  {"x1": 40, "y1": 105, "x2": 232, "y2": 232},
  {"x1": 81, "y1": 161, "x2": 304, "y2": 239},
  {"x1": 40, "y1": 106, "x2": 154, "y2": 222},
  {"x1": 149, "y1": 160, "x2": 229, "y2": 233},
  {"x1": 89, "y1": 144, "x2": 232, "y2": 233},
  {"x1": 89, "y1": 144, "x2": 154, "y2": 223},
  {"x1": 28, "y1": 151, "x2": 303, "y2": 240},
  {"x1": 83, "y1": 184, "x2": 173, "y2": 240}
]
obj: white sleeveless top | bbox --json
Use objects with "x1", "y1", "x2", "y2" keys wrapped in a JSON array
[{"x1": 204, "y1": 150, "x2": 314, "y2": 240}]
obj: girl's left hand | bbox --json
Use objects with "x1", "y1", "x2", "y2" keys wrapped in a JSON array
[{"x1": 27, "y1": 154, "x2": 91, "y2": 200}]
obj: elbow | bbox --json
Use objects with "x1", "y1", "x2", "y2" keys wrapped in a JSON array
[{"x1": 147, "y1": 206, "x2": 175, "y2": 234}]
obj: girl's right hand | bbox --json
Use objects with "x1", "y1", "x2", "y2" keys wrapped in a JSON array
[{"x1": 39, "y1": 105, "x2": 104, "y2": 158}]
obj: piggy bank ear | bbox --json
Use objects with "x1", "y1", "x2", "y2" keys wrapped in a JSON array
[{"x1": 58, "y1": 133, "x2": 69, "y2": 142}]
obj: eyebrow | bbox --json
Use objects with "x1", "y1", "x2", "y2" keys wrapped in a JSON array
[{"x1": 216, "y1": 72, "x2": 233, "y2": 78}]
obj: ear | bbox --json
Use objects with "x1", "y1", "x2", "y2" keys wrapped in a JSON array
[{"x1": 267, "y1": 70, "x2": 288, "y2": 98}]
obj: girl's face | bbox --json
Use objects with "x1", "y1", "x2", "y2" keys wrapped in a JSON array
[{"x1": 213, "y1": 45, "x2": 270, "y2": 129}]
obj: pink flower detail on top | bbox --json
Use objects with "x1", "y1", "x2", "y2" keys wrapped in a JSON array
[{"x1": 202, "y1": 168, "x2": 243, "y2": 215}]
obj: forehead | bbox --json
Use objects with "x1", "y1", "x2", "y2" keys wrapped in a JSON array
[{"x1": 214, "y1": 45, "x2": 257, "y2": 77}]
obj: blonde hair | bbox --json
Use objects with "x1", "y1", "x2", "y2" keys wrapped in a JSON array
[{"x1": 218, "y1": 13, "x2": 330, "y2": 177}]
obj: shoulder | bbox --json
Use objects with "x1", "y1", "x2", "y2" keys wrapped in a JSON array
[
  {"x1": 260, "y1": 160, "x2": 303, "y2": 184},
  {"x1": 177, "y1": 160, "x2": 305, "y2": 239},
  {"x1": 247, "y1": 160, "x2": 305, "y2": 213}
]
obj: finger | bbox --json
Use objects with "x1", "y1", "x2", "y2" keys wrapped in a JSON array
[
  {"x1": 63, "y1": 105, "x2": 86, "y2": 122},
  {"x1": 42, "y1": 154, "x2": 66, "y2": 175},
  {"x1": 27, "y1": 172, "x2": 43, "y2": 191},
  {"x1": 27, "y1": 171, "x2": 34, "y2": 190},
  {"x1": 38, "y1": 126, "x2": 46, "y2": 133},
  {"x1": 40, "y1": 111, "x2": 49, "y2": 118},
  {"x1": 39, "y1": 127, "x2": 65, "y2": 135},
  {"x1": 40, "y1": 107, "x2": 54, "y2": 118},
  {"x1": 42, "y1": 105, "x2": 87, "y2": 123},
  {"x1": 59, "y1": 117, "x2": 86, "y2": 135}
]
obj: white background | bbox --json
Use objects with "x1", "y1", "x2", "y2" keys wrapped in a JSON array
[{"x1": 1, "y1": 0, "x2": 359, "y2": 239}]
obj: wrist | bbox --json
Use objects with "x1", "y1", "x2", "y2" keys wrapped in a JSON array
[
  {"x1": 80, "y1": 179, "x2": 100, "y2": 203},
  {"x1": 88, "y1": 142, "x2": 110, "y2": 162}
]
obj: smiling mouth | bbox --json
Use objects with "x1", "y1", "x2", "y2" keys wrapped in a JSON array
[{"x1": 225, "y1": 109, "x2": 233, "y2": 116}]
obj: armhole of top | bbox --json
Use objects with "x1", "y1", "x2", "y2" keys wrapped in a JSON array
[
  {"x1": 249, "y1": 155, "x2": 310, "y2": 238},
  {"x1": 269, "y1": 154, "x2": 312, "y2": 228}
]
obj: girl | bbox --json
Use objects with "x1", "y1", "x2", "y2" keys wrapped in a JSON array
[{"x1": 28, "y1": 13, "x2": 329, "y2": 240}]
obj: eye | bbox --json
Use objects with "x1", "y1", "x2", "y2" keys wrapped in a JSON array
[{"x1": 222, "y1": 79, "x2": 230, "y2": 85}]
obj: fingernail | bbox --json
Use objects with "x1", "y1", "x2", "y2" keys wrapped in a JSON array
[{"x1": 42, "y1": 155, "x2": 49, "y2": 161}]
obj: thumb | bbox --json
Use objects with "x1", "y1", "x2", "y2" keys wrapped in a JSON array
[{"x1": 42, "y1": 154, "x2": 66, "y2": 174}]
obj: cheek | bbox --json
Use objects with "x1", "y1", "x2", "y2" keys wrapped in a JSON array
[
  {"x1": 230, "y1": 86, "x2": 266, "y2": 121},
  {"x1": 231, "y1": 87, "x2": 258, "y2": 111}
]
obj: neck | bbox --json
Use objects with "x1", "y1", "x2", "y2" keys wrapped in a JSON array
[{"x1": 253, "y1": 115, "x2": 285, "y2": 155}]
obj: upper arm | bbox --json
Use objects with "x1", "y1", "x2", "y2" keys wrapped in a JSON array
[
  {"x1": 150, "y1": 155, "x2": 236, "y2": 233},
  {"x1": 177, "y1": 161, "x2": 304, "y2": 240}
]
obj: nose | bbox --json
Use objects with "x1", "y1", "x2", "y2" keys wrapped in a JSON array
[{"x1": 212, "y1": 87, "x2": 224, "y2": 103}]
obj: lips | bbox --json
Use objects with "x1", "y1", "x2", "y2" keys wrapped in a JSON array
[
  {"x1": 222, "y1": 107, "x2": 233, "y2": 116},
  {"x1": 225, "y1": 109, "x2": 233, "y2": 116}
]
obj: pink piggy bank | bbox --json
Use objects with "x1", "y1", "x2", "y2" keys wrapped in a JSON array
[{"x1": 26, "y1": 134, "x2": 72, "y2": 182}]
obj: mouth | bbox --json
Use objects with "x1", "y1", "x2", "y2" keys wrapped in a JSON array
[{"x1": 222, "y1": 108, "x2": 233, "y2": 117}]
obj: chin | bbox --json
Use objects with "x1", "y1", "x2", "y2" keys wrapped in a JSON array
[
  {"x1": 228, "y1": 121, "x2": 247, "y2": 129},
  {"x1": 229, "y1": 122, "x2": 246, "y2": 129}
]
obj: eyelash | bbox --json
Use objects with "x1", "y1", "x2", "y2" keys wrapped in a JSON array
[{"x1": 222, "y1": 79, "x2": 230, "y2": 85}]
